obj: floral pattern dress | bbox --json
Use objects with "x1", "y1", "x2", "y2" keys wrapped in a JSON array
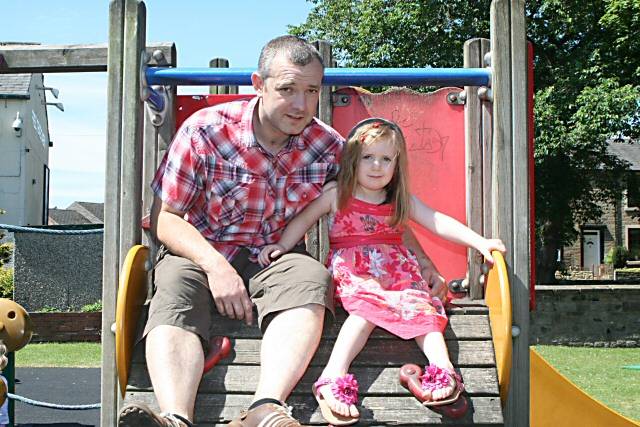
[{"x1": 328, "y1": 197, "x2": 448, "y2": 339}]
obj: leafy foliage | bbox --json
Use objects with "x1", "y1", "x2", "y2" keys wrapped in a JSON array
[
  {"x1": 605, "y1": 245, "x2": 630, "y2": 268},
  {"x1": 0, "y1": 268, "x2": 13, "y2": 299},
  {"x1": 0, "y1": 243, "x2": 13, "y2": 268},
  {"x1": 291, "y1": 0, "x2": 640, "y2": 282},
  {"x1": 80, "y1": 300, "x2": 102, "y2": 313}
]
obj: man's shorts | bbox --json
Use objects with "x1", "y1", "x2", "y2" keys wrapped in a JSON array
[{"x1": 142, "y1": 245, "x2": 334, "y2": 350}]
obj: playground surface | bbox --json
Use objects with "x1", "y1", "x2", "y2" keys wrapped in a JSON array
[{"x1": 14, "y1": 367, "x2": 99, "y2": 426}]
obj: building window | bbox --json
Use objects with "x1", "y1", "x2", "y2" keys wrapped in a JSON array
[
  {"x1": 628, "y1": 227, "x2": 640, "y2": 259},
  {"x1": 626, "y1": 172, "x2": 640, "y2": 209}
]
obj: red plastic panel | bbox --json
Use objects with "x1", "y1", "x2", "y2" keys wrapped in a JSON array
[
  {"x1": 175, "y1": 91, "x2": 467, "y2": 281},
  {"x1": 176, "y1": 94, "x2": 254, "y2": 129},
  {"x1": 332, "y1": 87, "x2": 467, "y2": 282}
]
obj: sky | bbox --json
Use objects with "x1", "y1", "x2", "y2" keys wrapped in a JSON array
[{"x1": 2, "y1": 0, "x2": 314, "y2": 209}]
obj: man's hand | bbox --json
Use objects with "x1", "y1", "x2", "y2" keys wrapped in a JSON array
[
  {"x1": 257, "y1": 244, "x2": 287, "y2": 267},
  {"x1": 205, "y1": 262, "x2": 253, "y2": 326}
]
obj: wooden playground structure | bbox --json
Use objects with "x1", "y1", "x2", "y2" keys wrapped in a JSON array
[{"x1": 1, "y1": 0, "x2": 638, "y2": 426}]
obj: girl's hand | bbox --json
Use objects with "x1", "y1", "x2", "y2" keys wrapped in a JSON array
[
  {"x1": 477, "y1": 238, "x2": 506, "y2": 264},
  {"x1": 258, "y1": 244, "x2": 287, "y2": 267},
  {"x1": 420, "y1": 264, "x2": 447, "y2": 301}
]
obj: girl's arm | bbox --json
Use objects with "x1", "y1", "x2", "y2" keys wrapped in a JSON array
[
  {"x1": 409, "y1": 195, "x2": 506, "y2": 263},
  {"x1": 258, "y1": 185, "x2": 336, "y2": 266}
]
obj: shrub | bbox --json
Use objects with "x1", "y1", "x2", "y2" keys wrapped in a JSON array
[
  {"x1": 37, "y1": 306, "x2": 63, "y2": 313},
  {"x1": 0, "y1": 243, "x2": 12, "y2": 267},
  {"x1": 80, "y1": 300, "x2": 102, "y2": 313},
  {"x1": 0, "y1": 268, "x2": 13, "y2": 299},
  {"x1": 605, "y1": 246, "x2": 630, "y2": 268}
]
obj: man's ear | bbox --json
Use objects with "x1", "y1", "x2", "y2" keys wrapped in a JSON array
[{"x1": 251, "y1": 72, "x2": 264, "y2": 96}]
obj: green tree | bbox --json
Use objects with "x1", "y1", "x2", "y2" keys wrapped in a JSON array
[{"x1": 291, "y1": 0, "x2": 640, "y2": 283}]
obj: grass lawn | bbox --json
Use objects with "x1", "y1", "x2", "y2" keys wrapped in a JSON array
[
  {"x1": 534, "y1": 345, "x2": 640, "y2": 422},
  {"x1": 15, "y1": 343, "x2": 101, "y2": 368}
]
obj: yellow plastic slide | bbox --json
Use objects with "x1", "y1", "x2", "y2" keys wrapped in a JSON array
[{"x1": 530, "y1": 348, "x2": 639, "y2": 426}]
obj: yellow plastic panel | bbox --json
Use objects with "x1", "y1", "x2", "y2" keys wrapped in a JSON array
[
  {"x1": 484, "y1": 250, "x2": 512, "y2": 405},
  {"x1": 115, "y1": 245, "x2": 149, "y2": 398}
]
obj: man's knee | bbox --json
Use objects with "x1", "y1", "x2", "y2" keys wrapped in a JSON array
[{"x1": 281, "y1": 253, "x2": 331, "y2": 286}]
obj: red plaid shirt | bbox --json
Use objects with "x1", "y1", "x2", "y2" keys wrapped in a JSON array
[{"x1": 152, "y1": 97, "x2": 343, "y2": 261}]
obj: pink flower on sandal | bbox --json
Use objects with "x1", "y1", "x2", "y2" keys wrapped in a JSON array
[
  {"x1": 313, "y1": 374, "x2": 360, "y2": 425},
  {"x1": 330, "y1": 374, "x2": 359, "y2": 405},
  {"x1": 420, "y1": 365, "x2": 452, "y2": 392}
]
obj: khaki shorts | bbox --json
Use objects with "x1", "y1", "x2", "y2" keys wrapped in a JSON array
[{"x1": 142, "y1": 245, "x2": 334, "y2": 350}]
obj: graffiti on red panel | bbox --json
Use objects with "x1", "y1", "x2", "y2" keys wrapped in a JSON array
[{"x1": 389, "y1": 108, "x2": 448, "y2": 160}]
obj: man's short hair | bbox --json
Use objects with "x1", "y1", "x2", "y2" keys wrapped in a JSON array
[{"x1": 258, "y1": 35, "x2": 324, "y2": 79}]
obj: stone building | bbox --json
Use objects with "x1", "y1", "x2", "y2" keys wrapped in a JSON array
[{"x1": 562, "y1": 141, "x2": 640, "y2": 273}]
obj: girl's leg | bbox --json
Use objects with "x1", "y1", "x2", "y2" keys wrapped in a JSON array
[
  {"x1": 317, "y1": 313, "x2": 376, "y2": 417},
  {"x1": 415, "y1": 332, "x2": 456, "y2": 401}
]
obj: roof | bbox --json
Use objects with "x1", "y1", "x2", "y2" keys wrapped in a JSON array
[
  {"x1": 47, "y1": 201, "x2": 104, "y2": 225},
  {"x1": 608, "y1": 141, "x2": 640, "y2": 171},
  {"x1": 0, "y1": 74, "x2": 32, "y2": 99},
  {"x1": 48, "y1": 209, "x2": 92, "y2": 226},
  {"x1": 67, "y1": 201, "x2": 104, "y2": 223}
]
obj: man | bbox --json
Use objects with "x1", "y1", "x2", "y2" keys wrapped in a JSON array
[{"x1": 119, "y1": 35, "x2": 445, "y2": 427}]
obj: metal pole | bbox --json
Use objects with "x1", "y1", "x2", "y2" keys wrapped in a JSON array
[{"x1": 145, "y1": 67, "x2": 492, "y2": 87}]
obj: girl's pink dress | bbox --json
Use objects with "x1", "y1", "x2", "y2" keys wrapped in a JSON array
[{"x1": 328, "y1": 197, "x2": 448, "y2": 339}]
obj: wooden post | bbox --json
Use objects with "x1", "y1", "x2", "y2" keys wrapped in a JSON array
[
  {"x1": 143, "y1": 61, "x2": 177, "y2": 259},
  {"x1": 119, "y1": 0, "x2": 146, "y2": 264},
  {"x1": 109, "y1": 1, "x2": 145, "y2": 421},
  {"x1": 101, "y1": 1, "x2": 125, "y2": 425},
  {"x1": 306, "y1": 41, "x2": 333, "y2": 262},
  {"x1": 209, "y1": 58, "x2": 238, "y2": 95},
  {"x1": 464, "y1": 38, "x2": 485, "y2": 300},
  {"x1": 481, "y1": 38, "x2": 493, "y2": 240},
  {"x1": 157, "y1": 86, "x2": 176, "y2": 161},
  {"x1": 491, "y1": 0, "x2": 529, "y2": 424},
  {"x1": 509, "y1": 0, "x2": 530, "y2": 423}
]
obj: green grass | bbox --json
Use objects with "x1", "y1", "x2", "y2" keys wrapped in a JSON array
[
  {"x1": 15, "y1": 343, "x2": 101, "y2": 368},
  {"x1": 534, "y1": 345, "x2": 640, "y2": 421}
]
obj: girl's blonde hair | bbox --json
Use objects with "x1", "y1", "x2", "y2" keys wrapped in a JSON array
[{"x1": 337, "y1": 118, "x2": 411, "y2": 227}]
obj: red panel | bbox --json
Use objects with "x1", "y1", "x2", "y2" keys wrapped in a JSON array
[
  {"x1": 176, "y1": 94, "x2": 254, "y2": 129},
  {"x1": 332, "y1": 87, "x2": 467, "y2": 282}
]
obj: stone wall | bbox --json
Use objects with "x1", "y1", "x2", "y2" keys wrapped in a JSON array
[
  {"x1": 13, "y1": 227, "x2": 103, "y2": 311},
  {"x1": 29, "y1": 312, "x2": 101, "y2": 342},
  {"x1": 531, "y1": 284, "x2": 640, "y2": 347},
  {"x1": 614, "y1": 268, "x2": 640, "y2": 281}
]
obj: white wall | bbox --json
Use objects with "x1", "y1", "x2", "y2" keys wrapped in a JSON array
[{"x1": 0, "y1": 74, "x2": 51, "y2": 225}]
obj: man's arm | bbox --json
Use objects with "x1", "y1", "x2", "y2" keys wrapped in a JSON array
[
  {"x1": 156, "y1": 202, "x2": 253, "y2": 325},
  {"x1": 402, "y1": 227, "x2": 447, "y2": 300}
]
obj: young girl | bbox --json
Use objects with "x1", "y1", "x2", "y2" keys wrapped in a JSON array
[{"x1": 258, "y1": 118, "x2": 505, "y2": 425}]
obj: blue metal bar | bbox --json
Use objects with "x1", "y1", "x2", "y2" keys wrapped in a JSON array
[{"x1": 145, "y1": 67, "x2": 491, "y2": 87}]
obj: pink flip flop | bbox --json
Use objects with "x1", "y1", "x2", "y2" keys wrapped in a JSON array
[
  {"x1": 312, "y1": 374, "x2": 360, "y2": 426},
  {"x1": 399, "y1": 363, "x2": 469, "y2": 418}
]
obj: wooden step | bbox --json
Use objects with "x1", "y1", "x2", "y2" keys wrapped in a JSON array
[{"x1": 124, "y1": 302, "x2": 503, "y2": 425}]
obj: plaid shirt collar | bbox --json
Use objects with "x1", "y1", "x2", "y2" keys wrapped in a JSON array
[{"x1": 240, "y1": 96, "x2": 307, "y2": 153}]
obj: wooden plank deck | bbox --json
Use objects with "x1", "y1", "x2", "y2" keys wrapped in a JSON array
[{"x1": 124, "y1": 299, "x2": 503, "y2": 425}]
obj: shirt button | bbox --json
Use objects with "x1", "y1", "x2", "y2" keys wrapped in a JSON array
[{"x1": 302, "y1": 192, "x2": 308, "y2": 199}]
